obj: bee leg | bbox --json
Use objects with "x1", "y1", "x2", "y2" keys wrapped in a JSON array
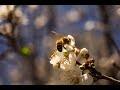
[{"x1": 63, "y1": 46, "x2": 67, "y2": 50}]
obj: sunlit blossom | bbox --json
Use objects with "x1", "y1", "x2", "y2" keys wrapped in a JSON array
[{"x1": 50, "y1": 35, "x2": 94, "y2": 85}]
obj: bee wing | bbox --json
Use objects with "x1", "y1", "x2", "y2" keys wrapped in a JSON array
[
  {"x1": 51, "y1": 31, "x2": 60, "y2": 36},
  {"x1": 51, "y1": 31, "x2": 64, "y2": 37}
]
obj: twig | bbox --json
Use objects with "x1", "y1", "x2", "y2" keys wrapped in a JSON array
[
  {"x1": 90, "y1": 68, "x2": 120, "y2": 84},
  {"x1": 100, "y1": 74, "x2": 120, "y2": 84},
  {"x1": 76, "y1": 61, "x2": 82, "y2": 65},
  {"x1": 76, "y1": 61, "x2": 120, "y2": 84}
]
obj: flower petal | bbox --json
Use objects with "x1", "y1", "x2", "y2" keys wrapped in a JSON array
[
  {"x1": 80, "y1": 74, "x2": 93, "y2": 85},
  {"x1": 64, "y1": 44, "x2": 74, "y2": 51},
  {"x1": 50, "y1": 51, "x2": 64, "y2": 66},
  {"x1": 69, "y1": 52, "x2": 76, "y2": 65},
  {"x1": 67, "y1": 35, "x2": 75, "y2": 46},
  {"x1": 50, "y1": 55, "x2": 60, "y2": 64},
  {"x1": 60, "y1": 61, "x2": 71, "y2": 71}
]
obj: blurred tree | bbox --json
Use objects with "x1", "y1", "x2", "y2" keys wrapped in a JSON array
[
  {"x1": 98, "y1": 5, "x2": 120, "y2": 57},
  {"x1": 98, "y1": 5, "x2": 120, "y2": 85},
  {"x1": 46, "y1": 5, "x2": 56, "y2": 35}
]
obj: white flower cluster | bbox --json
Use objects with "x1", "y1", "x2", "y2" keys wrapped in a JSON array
[
  {"x1": 50, "y1": 35, "x2": 94, "y2": 85},
  {"x1": 0, "y1": 5, "x2": 15, "y2": 19}
]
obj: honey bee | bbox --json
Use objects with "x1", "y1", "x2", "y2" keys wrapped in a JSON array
[{"x1": 52, "y1": 31, "x2": 71, "y2": 52}]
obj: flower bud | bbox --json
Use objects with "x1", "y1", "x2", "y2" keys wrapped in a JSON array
[
  {"x1": 80, "y1": 48, "x2": 89, "y2": 59},
  {"x1": 79, "y1": 65, "x2": 85, "y2": 70},
  {"x1": 89, "y1": 58, "x2": 95, "y2": 63}
]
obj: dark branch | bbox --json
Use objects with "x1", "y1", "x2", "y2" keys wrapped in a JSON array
[
  {"x1": 100, "y1": 74, "x2": 120, "y2": 84},
  {"x1": 76, "y1": 61, "x2": 120, "y2": 84}
]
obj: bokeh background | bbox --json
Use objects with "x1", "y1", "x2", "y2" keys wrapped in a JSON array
[{"x1": 0, "y1": 5, "x2": 120, "y2": 85}]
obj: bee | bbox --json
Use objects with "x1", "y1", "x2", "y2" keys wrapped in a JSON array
[{"x1": 52, "y1": 31, "x2": 71, "y2": 52}]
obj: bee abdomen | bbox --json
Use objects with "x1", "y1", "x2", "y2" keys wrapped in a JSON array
[{"x1": 57, "y1": 45, "x2": 62, "y2": 52}]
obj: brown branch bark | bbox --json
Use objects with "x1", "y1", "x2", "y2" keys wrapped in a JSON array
[
  {"x1": 76, "y1": 61, "x2": 120, "y2": 84},
  {"x1": 100, "y1": 74, "x2": 120, "y2": 84}
]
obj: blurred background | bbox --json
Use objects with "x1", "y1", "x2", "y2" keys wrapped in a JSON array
[{"x1": 0, "y1": 5, "x2": 120, "y2": 85}]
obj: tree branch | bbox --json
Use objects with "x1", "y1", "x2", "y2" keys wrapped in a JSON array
[
  {"x1": 100, "y1": 74, "x2": 120, "y2": 84},
  {"x1": 76, "y1": 61, "x2": 120, "y2": 84}
]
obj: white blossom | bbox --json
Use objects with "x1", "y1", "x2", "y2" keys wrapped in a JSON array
[
  {"x1": 60, "y1": 61, "x2": 73, "y2": 71},
  {"x1": 50, "y1": 51, "x2": 64, "y2": 69},
  {"x1": 0, "y1": 5, "x2": 9, "y2": 18},
  {"x1": 64, "y1": 44, "x2": 74, "y2": 51},
  {"x1": 50, "y1": 55, "x2": 60, "y2": 65},
  {"x1": 69, "y1": 52, "x2": 76, "y2": 65},
  {"x1": 50, "y1": 35, "x2": 94, "y2": 85},
  {"x1": 60, "y1": 66, "x2": 82, "y2": 85},
  {"x1": 67, "y1": 35, "x2": 75, "y2": 46},
  {"x1": 60, "y1": 52, "x2": 76, "y2": 71},
  {"x1": 80, "y1": 73, "x2": 93, "y2": 85},
  {"x1": 80, "y1": 48, "x2": 89, "y2": 57}
]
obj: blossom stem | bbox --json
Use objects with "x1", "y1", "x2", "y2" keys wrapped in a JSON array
[{"x1": 76, "y1": 61, "x2": 81, "y2": 65}]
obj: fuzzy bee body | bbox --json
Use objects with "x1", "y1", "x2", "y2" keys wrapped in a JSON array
[
  {"x1": 56, "y1": 37, "x2": 71, "y2": 52},
  {"x1": 52, "y1": 31, "x2": 71, "y2": 52},
  {"x1": 56, "y1": 39, "x2": 63, "y2": 52},
  {"x1": 57, "y1": 44, "x2": 63, "y2": 52}
]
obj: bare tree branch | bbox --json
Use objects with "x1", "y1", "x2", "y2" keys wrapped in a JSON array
[
  {"x1": 100, "y1": 74, "x2": 120, "y2": 84},
  {"x1": 76, "y1": 61, "x2": 120, "y2": 84}
]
